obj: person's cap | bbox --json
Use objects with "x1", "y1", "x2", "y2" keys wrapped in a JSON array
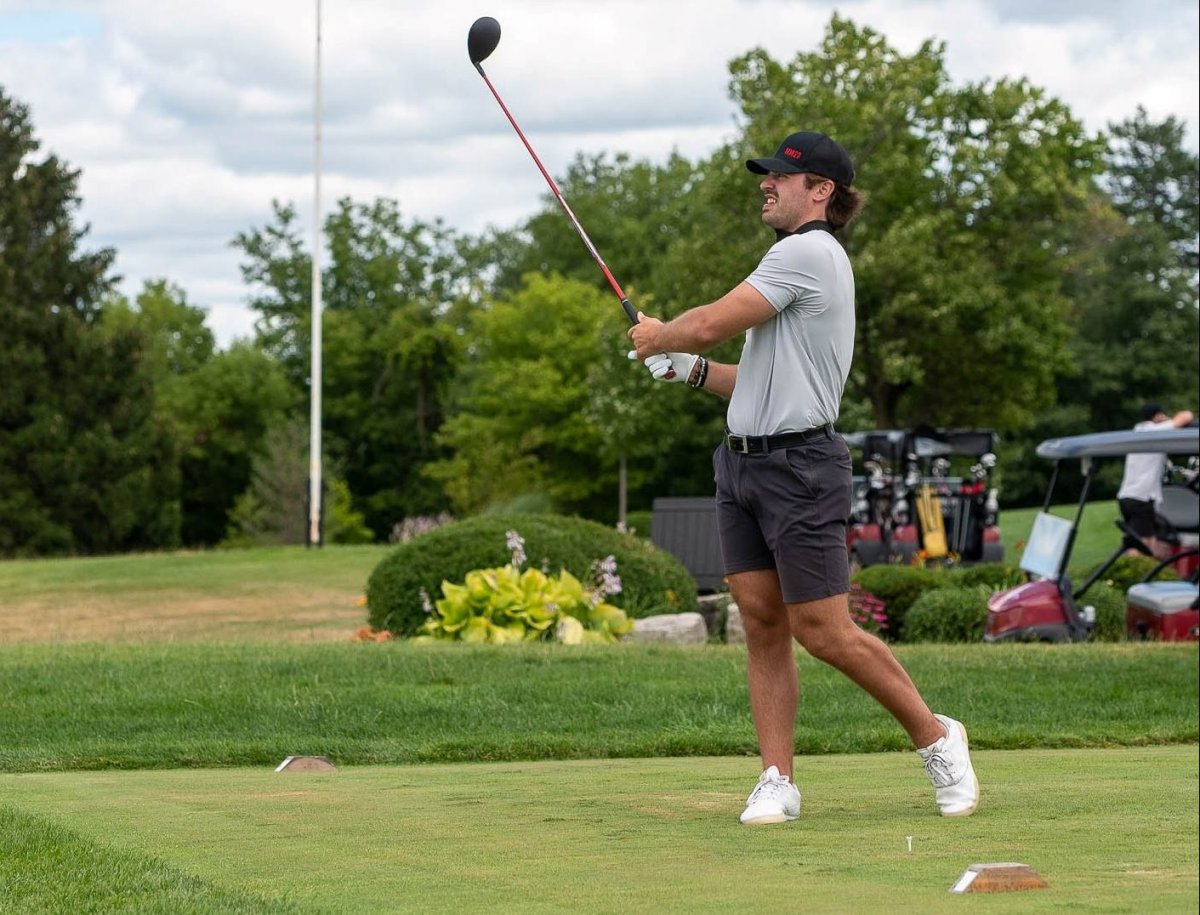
[
  {"x1": 1140, "y1": 401, "x2": 1165, "y2": 421},
  {"x1": 746, "y1": 131, "x2": 855, "y2": 186}
]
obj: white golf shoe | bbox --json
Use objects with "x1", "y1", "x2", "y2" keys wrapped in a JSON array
[
  {"x1": 739, "y1": 765, "x2": 801, "y2": 824},
  {"x1": 917, "y1": 714, "x2": 980, "y2": 817}
]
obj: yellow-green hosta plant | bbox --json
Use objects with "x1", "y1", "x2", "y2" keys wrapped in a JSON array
[{"x1": 415, "y1": 531, "x2": 634, "y2": 644}]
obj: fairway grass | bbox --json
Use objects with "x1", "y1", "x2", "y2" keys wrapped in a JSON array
[
  {"x1": 0, "y1": 545, "x2": 388, "y2": 644},
  {"x1": 3, "y1": 545, "x2": 1196, "y2": 912},
  {"x1": 2, "y1": 748, "x2": 1196, "y2": 914},
  {"x1": 3, "y1": 642, "x2": 1196, "y2": 772}
]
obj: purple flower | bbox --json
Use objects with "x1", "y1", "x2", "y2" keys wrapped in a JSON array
[
  {"x1": 505, "y1": 529, "x2": 527, "y2": 568},
  {"x1": 593, "y1": 554, "x2": 622, "y2": 596}
]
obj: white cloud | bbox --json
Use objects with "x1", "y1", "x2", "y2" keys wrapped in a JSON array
[{"x1": 1, "y1": 0, "x2": 1196, "y2": 347}]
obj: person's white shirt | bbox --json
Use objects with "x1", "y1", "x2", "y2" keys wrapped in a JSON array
[{"x1": 1117, "y1": 419, "x2": 1178, "y2": 503}]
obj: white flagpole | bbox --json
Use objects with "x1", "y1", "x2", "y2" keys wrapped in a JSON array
[{"x1": 308, "y1": 0, "x2": 324, "y2": 546}]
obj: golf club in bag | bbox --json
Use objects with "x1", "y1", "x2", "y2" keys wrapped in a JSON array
[{"x1": 468, "y1": 18, "x2": 673, "y2": 375}]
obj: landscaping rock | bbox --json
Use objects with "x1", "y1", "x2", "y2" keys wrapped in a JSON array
[
  {"x1": 629, "y1": 612, "x2": 709, "y2": 644},
  {"x1": 725, "y1": 602, "x2": 745, "y2": 644},
  {"x1": 696, "y1": 593, "x2": 729, "y2": 638}
]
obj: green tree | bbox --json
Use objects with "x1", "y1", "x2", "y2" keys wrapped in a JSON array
[
  {"x1": 426, "y1": 273, "x2": 677, "y2": 519},
  {"x1": 233, "y1": 198, "x2": 467, "y2": 535},
  {"x1": 0, "y1": 87, "x2": 178, "y2": 555},
  {"x1": 1010, "y1": 109, "x2": 1200, "y2": 505},
  {"x1": 222, "y1": 416, "x2": 372, "y2": 547},
  {"x1": 1079, "y1": 108, "x2": 1199, "y2": 427},
  {"x1": 103, "y1": 279, "x2": 216, "y2": 378},
  {"x1": 1104, "y1": 106, "x2": 1199, "y2": 268},
  {"x1": 478, "y1": 152, "x2": 731, "y2": 503},
  {"x1": 170, "y1": 342, "x2": 296, "y2": 544},
  {"x1": 103, "y1": 281, "x2": 295, "y2": 545},
  {"x1": 492, "y1": 152, "x2": 702, "y2": 301},
  {"x1": 720, "y1": 17, "x2": 1104, "y2": 429}
]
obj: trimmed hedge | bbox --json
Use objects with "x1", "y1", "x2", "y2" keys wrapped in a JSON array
[
  {"x1": 1084, "y1": 553, "x2": 1180, "y2": 593},
  {"x1": 944, "y1": 562, "x2": 1026, "y2": 591},
  {"x1": 848, "y1": 564, "x2": 941, "y2": 640},
  {"x1": 366, "y1": 513, "x2": 698, "y2": 637},
  {"x1": 849, "y1": 558, "x2": 1171, "y2": 644},
  {"x1": 624, "y1": 510, "x2": 653, "y2": 540},
  {"x1": 903, "y1": 586, "x2": 989, "y2": 643},
  {"x1": 1076, "y1": 581, "x2": 1129, "y2": 642}
]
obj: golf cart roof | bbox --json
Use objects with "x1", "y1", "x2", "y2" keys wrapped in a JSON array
[
  {"x1": 930, "y1": 428, "x2": 999, "y2": 457},
  {"x1": 1036, "y1": 426, "x2": 1200, "y2": 460},
  {"x1": 842, "y1": 429, "x2": 907, "y2": 452},
  {"x1": 843, "y1": 428, "x2": 998, "y2": 459}
]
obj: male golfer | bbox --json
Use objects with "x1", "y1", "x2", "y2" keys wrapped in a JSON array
[{"x1": 628, "y1": 131, "x2": 979, "y2": 824}]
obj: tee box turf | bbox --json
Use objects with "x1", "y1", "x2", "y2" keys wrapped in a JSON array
[{"x1": 275, "y1": 756, "x2": 337, "y2": 773}]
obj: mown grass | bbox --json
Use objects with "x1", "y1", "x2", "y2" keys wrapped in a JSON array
[
  {"x1": 1, "y1": 641, "x2": 1195, "y2": 772},
  {"x1": 2, "y1": 749, "x2": 1196, "y2": 914},
  {"x1": 0, "y1": 803, "x2": 301, "y2": 914},
  {"x1": 0, "y1": 545, "x2": 388, "y2": 595},
  {"x1": 2, "y1": 540, "x2": 1196, "y2": 912},
  {"x1": 0, "y1": 545, "x2": 389, "y2": 643}
]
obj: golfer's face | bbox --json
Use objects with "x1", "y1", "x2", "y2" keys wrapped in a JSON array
[{"x1": 759, "y1": 171, "x2": 827, "y2": 231}]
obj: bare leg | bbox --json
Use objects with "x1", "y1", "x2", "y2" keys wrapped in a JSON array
[
  {"x1": 788, "y1": 593, "x2": 943, "y2": 748},
  {"x1": 1148, "y1": 537, "x2": 1174, "y2": 562},
  {"x1": 730, "y1": 569, "x2": 947, "y2": 774},
  {"x1": 728, "y1": 570, "x2": 799, "y2": 777}
]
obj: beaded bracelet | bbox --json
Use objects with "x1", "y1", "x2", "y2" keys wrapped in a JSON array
[{"x1": 689, "y1": 356, "x2": 708, "y2": 389}]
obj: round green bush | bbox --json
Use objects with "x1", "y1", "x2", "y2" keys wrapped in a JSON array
[
  {"x1": 849, "y1": 564, "x2": 942, "y2": 640},
  {"x1": 903, "y1": 586, "x2": 989, "y2": 643},
  {"x1": 624, "y1": 510, "x2": 653, "y2": 540},
  {"x1": 366, "y1": 513, "x2": 699, "y2": 637},
  {"x1": 1076, "y1": 581, "x2": 1128, "y2": 643},
  {"x1": 1084, "y1": 553, "x2": 1180, "y2": 594},
  {"x1": 945, "y1": 562, "x2": 1025, "y2": 591}
]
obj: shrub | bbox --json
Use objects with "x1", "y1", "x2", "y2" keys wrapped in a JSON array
[
  {"x1": 1076, "y1": 581, "x2": 1128, "y2": 642},
  {"x1": 903, "y1": 586, "x2": 989, "y2": 643},
  {"x1": 389, "y1": 513, "x2": 455, "y2": 544},
  {"x1": 1085, "y1": 554, "x2": 1180, "y2": 593},
  {"x1": 624, "y1": 510, "x2": 653, "y2": 539},
  {"x1": 417, "y1": 562, "x2": 632, "y2": 644},
  {"x1": 945, "y1": 562, "x2": 1025, "y2": 591},
  {"x1": 367, "y1": 513, "x2": 698, "y2": 637},
  {"x1": 849, "y1": 564, "x2": 942, "y2": 640},
  {"x1": 482, "y1": 491, "x2": 558, "y2": 515}
]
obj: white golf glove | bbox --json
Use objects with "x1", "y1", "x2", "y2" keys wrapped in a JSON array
[{"x1": 628, "y1": 350, "x2": 698, "y2": 383}]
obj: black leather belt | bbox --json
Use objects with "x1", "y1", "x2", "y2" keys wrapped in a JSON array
[{"x1": 724, "y1": 425, "x2": 834, "y2": 454}]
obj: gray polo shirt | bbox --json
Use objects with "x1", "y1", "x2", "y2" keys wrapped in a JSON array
[{"x1": 726, "y1": 230, "x2": 855, "y2": 436}]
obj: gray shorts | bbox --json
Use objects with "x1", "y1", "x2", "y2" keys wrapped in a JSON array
[{"x1": 713, "y1": 433, "x2": 852, "y2": 603}]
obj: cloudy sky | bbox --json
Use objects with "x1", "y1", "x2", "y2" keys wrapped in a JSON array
[{"x1": 2, "y1": 0, "x2": 1197, "y2": 346}]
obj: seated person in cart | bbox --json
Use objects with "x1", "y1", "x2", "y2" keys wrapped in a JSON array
[{"x1": 1117, "y1": 402, "x2": 1195, "y2": 560}]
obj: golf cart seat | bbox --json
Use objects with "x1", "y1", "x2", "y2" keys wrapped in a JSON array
[{"x1": 1157, "y1": 484, "x2": 1199, "y2": 534}]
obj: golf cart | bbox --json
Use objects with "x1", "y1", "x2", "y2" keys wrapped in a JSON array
[
  {"x1": 984, "y1": 426, "x2": 1200, "y2": 643},
  {"x1": 845, "y1": 428, "x2": 1002, "y2": 568}
]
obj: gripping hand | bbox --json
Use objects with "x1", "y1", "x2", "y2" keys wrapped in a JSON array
[{"x1": 628, "y1": 350, "x2": 697, "y2": 383}]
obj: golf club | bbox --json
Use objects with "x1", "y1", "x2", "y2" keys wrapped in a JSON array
[{"x1": 468, "y1": 16, "x2": 642, "y2": 329}]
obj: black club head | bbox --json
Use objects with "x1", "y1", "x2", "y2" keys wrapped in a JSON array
[{"x1": 468, "y1": 17, "x2": 501, "y2": 65}]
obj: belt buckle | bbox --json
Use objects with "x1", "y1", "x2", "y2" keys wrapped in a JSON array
[{"x1": 729, "y1": 434, "x2": 751, "y2": 454}]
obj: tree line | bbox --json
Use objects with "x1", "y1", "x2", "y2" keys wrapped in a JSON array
[{"x1": 2, "y1": 17, "x2": 1197, "y2": 557}]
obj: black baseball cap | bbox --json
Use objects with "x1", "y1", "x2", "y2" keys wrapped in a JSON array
[
  {"x1": 1140, "y1": 401, "x2": 1166, "y2": 421},
  {"x1": 746, "y1": 131, "x2": 855, "y2": 186}
]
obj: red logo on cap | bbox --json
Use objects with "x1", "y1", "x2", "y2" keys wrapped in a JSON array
[{"x1": 783, "y1": 147, "x2": 803, "y2": 160}]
